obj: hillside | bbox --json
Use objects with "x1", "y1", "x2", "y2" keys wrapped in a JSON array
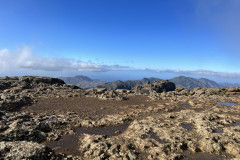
[
  {"x1": 59, "y1": 75, "x2": 105, "y2": 89},
  {"x1": 169, "y1": 76, "x2": 221, "y2": 90}
]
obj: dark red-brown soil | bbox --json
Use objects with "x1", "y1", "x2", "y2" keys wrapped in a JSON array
[{"x1": 22, "y1": 95, "x2": 158, "y2": 120}]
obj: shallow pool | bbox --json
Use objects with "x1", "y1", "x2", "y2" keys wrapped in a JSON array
[{"x1": 217, "y1": 102, "x2": 236, "y2": 106}]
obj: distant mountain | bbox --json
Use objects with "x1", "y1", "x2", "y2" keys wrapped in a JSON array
[
  {"x1": 59, "y1": 75, "x2": 105, "y2": 89},
  {"x1": 98, "y1": 76, "x2": 223, "y2": 90},
  {"x1": 169, "y1": 76, "x2": 221, "y2": 90},
  {"x1": 97, "y1": 77, "x2": 162, "y2": 90},
  {"x1": 60, "y1": 75, "x2": 239, "y2": 90},
  {"x1": 219, "y1": 83, "x2": 240, "y2": 88}
]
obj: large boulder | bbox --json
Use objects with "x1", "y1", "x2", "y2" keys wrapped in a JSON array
[{"x1": 133, "y1": 80, "x2": 176, "y2": 95}]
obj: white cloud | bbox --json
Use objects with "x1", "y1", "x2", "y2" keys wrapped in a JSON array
[
  {"x1": 1, "y1": 46, "x2": 240, "y2": 80},
  {"x1": 146, "y1": 68, "x2": 240, "y2": 79},
  {"x1": 0, "y1": 46, "x2": 129, "y2": 72}
]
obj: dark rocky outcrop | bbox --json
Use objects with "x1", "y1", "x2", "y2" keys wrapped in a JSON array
[
  {"x1": 0, "y1": 76, "x2": 65, "y2": 91},
  {"x1": 133, "y1": 80, "x2": 176, "y2": 95}
]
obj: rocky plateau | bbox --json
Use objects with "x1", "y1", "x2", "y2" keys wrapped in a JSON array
[{"x1": 0, "y1": 76, "x2": 240, "y2": 160}]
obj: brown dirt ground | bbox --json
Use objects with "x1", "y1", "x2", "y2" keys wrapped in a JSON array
[{"x1": 22, "y1": 95, "x2": 160, "y2": 120}]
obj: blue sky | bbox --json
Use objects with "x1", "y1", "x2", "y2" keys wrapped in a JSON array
[{"x1": 0, "y1": 0, "x2": 240, "y2": 82}]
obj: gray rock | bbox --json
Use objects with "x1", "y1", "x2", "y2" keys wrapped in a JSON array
[
  {"x1": 0, "y1": 141, "x2": 55, "y2": 160},
  {"x1": 133, "y1": 80, "x2": 176, "y2": 95}
]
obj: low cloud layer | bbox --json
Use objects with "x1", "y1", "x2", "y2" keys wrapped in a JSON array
[
  {"x1": 0, "y1": 46, "x2": 129, "y2": 72},
  {"x1": 1, "y1": 46, "x2": 240, "y2": 80},
  {"x1": 146, "y1": 69, "x2": 240, "y2": 79}
]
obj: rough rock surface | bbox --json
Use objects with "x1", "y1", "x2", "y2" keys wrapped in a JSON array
[
  {"x1": 0, "y1": 76, "x2": 85, "y2": 111},
  {"x1": 133, "y1": 80, "x2": 176, "y2": 95},
  {"x1": 85, "y1": 88, "x2": 129, "y2": 101},
  {"x1": 1, "y1": 76, "x2": 240, "y2": 159},
  {"x1": 0, "y1": 141, "x2": 54, "y2": 160}
]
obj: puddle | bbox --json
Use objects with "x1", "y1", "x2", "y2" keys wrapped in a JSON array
[
  {"x1": 193, "y1": 100, "x2": 199, "y2": 104},
  {"x1": 217, "y1": 102, "x2": 236, "y2": 106},
  {"x1": 46, "y1": 124, "x2": 129, "y2": 156},
  {"x1": 74, "y1": 124, "x2": 129, "y2": 136},
  {"x1": 30, "y1": 104, "x2": 38, "y2": 108},
  {"x1": 212, "y1": 129, "x2": 223, "y2": 133},
  {"x1": 183, "y1": 104, "x2": 190, "y2": 107},
  {"x1": 43, "y1": 118, "x2": 57, "y2": 122},
  {"x1": 182, "y1": 124, "x2": 192, "y2": 131},
  {"x1": 45, "y1": 134, "x2": 81, "y2": 156},
  {"x1": 233, "y1": 121, "x2": 240, "y2": 127},
  {"x1": 183, "y1": 152, "x2": 227, "y2": 160},
  {"x1": 141, "y1": 131, "x2": 168, "y2": 144}
]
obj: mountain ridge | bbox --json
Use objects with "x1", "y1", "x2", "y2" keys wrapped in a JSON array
[
  {"x1": 59, "y1": 75, "x2": 106, "y2": 89},
  {"x1": 59, "y1": 75, "x2": 240, "y2": 90}
]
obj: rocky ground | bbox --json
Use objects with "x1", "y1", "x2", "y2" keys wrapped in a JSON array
[{"x1": 1, "y1": 76, "x2": 240, "y2": 160}]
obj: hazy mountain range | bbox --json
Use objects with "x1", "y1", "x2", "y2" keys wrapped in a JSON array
[
  {"x1": 59, "y1": 75, "x2": 106, "y2": 89},
  {"x1": 59, "y1": 75, "x2": 240, "y2": 90}
]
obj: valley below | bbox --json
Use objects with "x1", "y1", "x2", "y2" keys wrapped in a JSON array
[{"x1": 1, "y1": 76, "x2": 240, "y2": 160}]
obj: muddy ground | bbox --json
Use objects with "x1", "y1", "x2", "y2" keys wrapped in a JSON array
[{"x1": 19, "y1": 95, "x2": 240, "y2": 160}]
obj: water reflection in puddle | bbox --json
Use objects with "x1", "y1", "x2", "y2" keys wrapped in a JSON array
[
  {"x1": 217, "y1": 102, "x2": 236, "y2": 106},
  {"x1": 212, "y1": 129, "x2": 223, "y2": 133},
  {"x1": 74, "y1": 124, "x2": 129, "y2": 136},
  {"x1": 182, "y1": 124, "x2": 192, "y2": 131},
  {"x1": 45, "y1": 134, "x2": 80, "y2": 156},
  {"x1": 183, "y1": 152, "x2": 227, "y2": 160},
  {"x1": 46, "y1": 124, "x2": 129, "y2": 156},
  {"x1": 183, "y1": 104, "x2": 191, "y2": 107},
  {"x1": 233, "y1": 121, "x2": 240, "y2": 127}
]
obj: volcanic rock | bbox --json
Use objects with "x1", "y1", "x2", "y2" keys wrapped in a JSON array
[
  {"x1": 0, "y1": 76, "x2": 240, "y2": 159},
  {"x1": 0, "y1": 141, "x2": 55, "y2": 160},
  {"x1": 133, "y1": 80, "x2": 176, "y2": 95}
]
